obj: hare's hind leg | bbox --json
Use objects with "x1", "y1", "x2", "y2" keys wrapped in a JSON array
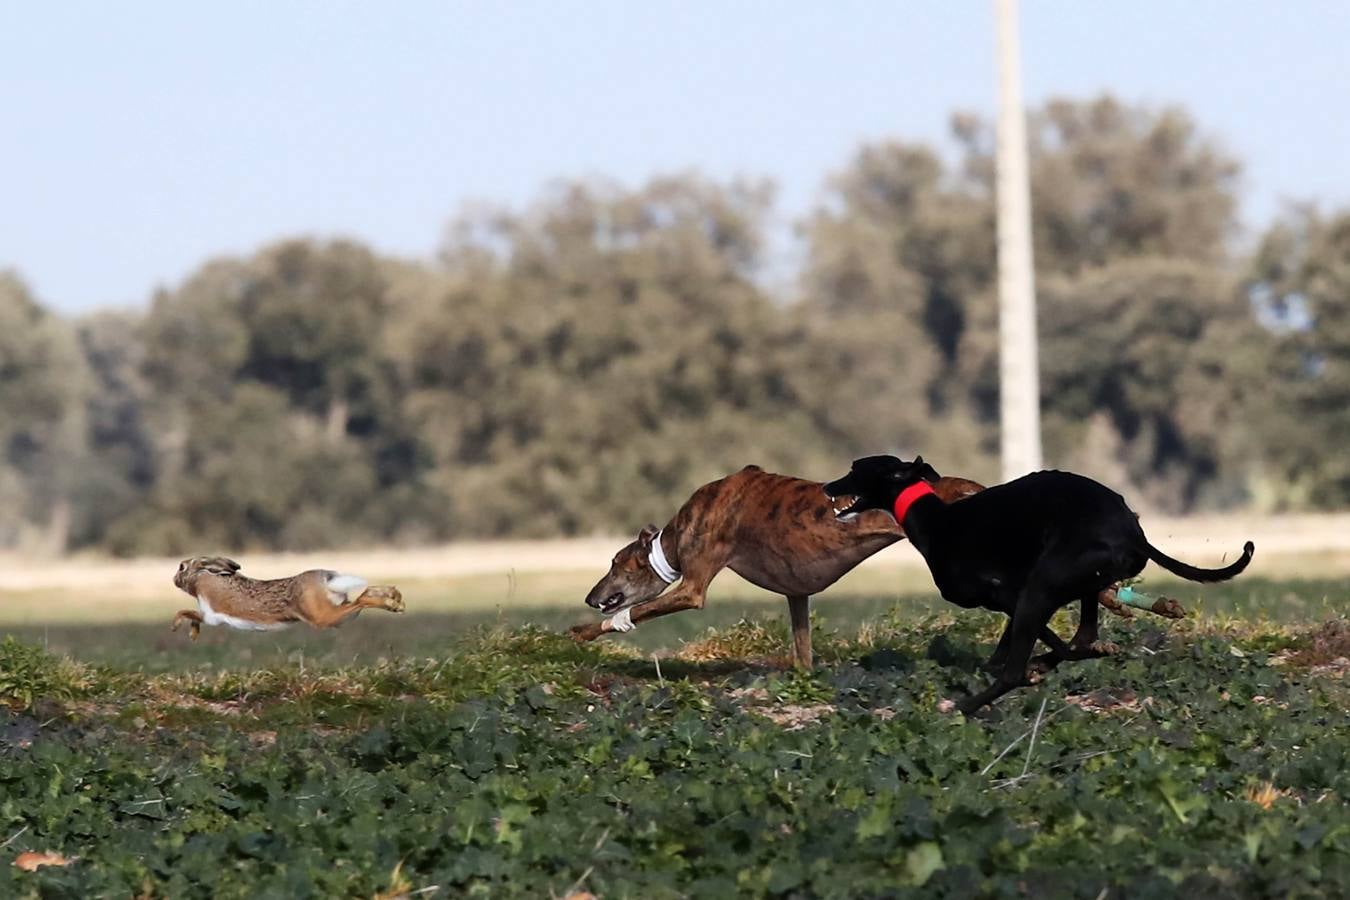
[
  {"x1": 355, "y1": 585, "x2": 405, "y2": 613},
  {"x1": 172, "y1": 609, "x2": 203, "y2": 641},
  {"x1": 297, "y1": 585, "x2": 405, "y2": 629}
]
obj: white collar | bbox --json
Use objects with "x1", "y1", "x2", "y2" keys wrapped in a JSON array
[{"x1": 648, "y1": 529, "x2": 680, "y2": 584}]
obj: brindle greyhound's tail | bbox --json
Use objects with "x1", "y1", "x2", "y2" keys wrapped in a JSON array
[{"x1": 1145, "y1": 539, "x2": 1255, "y2": 583}]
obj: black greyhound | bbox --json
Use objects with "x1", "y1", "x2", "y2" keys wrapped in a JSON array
[{"x1": 824, "y1": 456, "x2": 1255, "y2": 714}]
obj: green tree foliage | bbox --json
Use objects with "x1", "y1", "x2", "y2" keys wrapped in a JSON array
[
  {"x1": 801, "y1": 96, "x2": 1256, "y2": 505},
  {"x1": 801, "y1": 138, "x2": 999, "y2": 479},
  {"x1": 0, "y1": 95, "x2": 1341, "y2": 552},
  {"x1": 72, "y1": 311, "x2": 157, "y2": 547},
  {"x1": 403, "y1": 176, "x2": 839, "y2": 536},
  {"x1": 0, "y1": 272, "x2": 89, "y2": 551},
  {"x1": 1038, "y1": 258, "x2": 1258, "y2": 511},
  {"x1": 1245, "y1": 209, "x2": 1350, "y2": 508},
  {"x1": 1026, "y1": 97, "x2": 1240, "y2": 271},
  {"x1": 104, "y1": 242, "x2": 404, "y2": 554}
]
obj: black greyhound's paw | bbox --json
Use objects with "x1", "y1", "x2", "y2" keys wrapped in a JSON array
[{"x1": 956, "y1": 699, "x2": 999, "y2": 720}]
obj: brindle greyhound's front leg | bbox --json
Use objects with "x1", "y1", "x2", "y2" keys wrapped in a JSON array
[{"x1": 569, "y1": 552, "x2": 723, "y2": 643}]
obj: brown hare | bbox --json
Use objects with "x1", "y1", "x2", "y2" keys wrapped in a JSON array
[{"x1": 171, "y1": 556, "x2": 406, "y2": 641}]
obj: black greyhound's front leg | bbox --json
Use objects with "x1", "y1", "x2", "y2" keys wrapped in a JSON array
[
  {"x1": 958, "y1": 591, "x2": 1054, "y2": 715},
  {"x1": 985, "y1": 620, "x2": 1101, "y2": 673}
]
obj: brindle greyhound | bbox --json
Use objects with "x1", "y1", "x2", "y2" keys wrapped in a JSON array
[{"x1": 570, "y1": 465, "x2": 1181, "y2": 668}]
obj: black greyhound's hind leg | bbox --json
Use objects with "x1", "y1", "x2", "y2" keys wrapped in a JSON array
[
  {"x1": 1030, "y1": 592, "x2": 1122, "y2": 674},
  {"x1": 1069, "y1": 593, "x2": 1100, "y2": 651},
  {"x1": 987, "y1": 621, "x2": 1076, "y2": 674},
  {"x1": 984, "y1": 619, "x2": 1014, "y2": 672}
]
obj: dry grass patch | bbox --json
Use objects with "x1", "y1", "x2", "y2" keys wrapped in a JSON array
[
  {"x1": 727, "y1": 686, "x2": 835, "y2": 731},
  {"x1": 676, "y1": 619, "x2": 788, "y2": 663},
  {"x1": 1265, "y1": 618, "x2": 1350, "y2": 676},
  {"x1": 1064, "y1": 689, "x2": 1151, "y2": 714}
]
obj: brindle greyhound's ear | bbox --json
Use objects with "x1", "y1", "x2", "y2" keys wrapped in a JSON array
[{"x1": 638, "y1": 525, "x2": 659, "y2": 547}]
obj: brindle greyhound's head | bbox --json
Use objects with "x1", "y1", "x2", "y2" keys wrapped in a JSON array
[
  {"x1": 823, "y1": 455, "x2": 940, "y2": 520},
  {"x1": 584, "y1": 525, "x2": 671, "y2": 614}
]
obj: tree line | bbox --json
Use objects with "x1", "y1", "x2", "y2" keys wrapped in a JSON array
[{"x1": 3, "y1": 95, "x2": 1347, "y2": 555}]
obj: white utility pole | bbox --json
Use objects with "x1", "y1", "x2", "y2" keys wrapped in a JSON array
[{"x1": 994, "y1": 0, "x2": 1043, "y2": 481}]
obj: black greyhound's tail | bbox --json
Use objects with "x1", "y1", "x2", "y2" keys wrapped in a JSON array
[{"x1": 1145, "y1": 539, "x2": 1255, "y2": 583}]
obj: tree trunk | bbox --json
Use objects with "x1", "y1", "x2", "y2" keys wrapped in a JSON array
[
  {"x1": 326, "y1": 397, "x2": 350, "y2": 443},
  {"x1": 45, "y1": 496, "x2": 72, "y2": 556}
]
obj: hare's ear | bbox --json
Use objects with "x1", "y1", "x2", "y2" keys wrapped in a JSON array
[
  {"x1": 638, "y1": 525, "x2": 659, "y2": 547},
  {"x1": 201, "y1": 556, "x2": 241, "y2": 577}
]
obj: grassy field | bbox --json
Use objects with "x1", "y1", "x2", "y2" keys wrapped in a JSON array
[
  {"x1": 2, "y1": 552, "x2": 1349, "y2": 896},
  {"x1": 0, "y1": 574, "x2": 1344, "y2": 671}
]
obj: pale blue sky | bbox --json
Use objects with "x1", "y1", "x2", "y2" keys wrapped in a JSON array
[{"x1": 3, "y1": 2, "x2": 1347, "y2": 312}]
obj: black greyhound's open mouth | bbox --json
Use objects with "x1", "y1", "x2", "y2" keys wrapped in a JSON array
[{"x1": 830, "y1": 494, "x2": 862, "y2": 520}]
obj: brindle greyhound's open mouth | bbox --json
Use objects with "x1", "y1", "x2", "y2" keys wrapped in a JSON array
[
  {"x1": 599, "y1": 592, "x2": 627, "y2": 613},
  {"x1": 831, "y1": 495, "x2": 862, "y2": 521}
]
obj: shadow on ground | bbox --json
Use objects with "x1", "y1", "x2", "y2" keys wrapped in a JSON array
[{"x1": 4, "y1": 577, "x2": 1344, "y2": 674}]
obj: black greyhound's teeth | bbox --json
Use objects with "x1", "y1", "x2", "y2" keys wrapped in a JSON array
[{"x1": 832, "y1": 496, "x2": 860, "y2": 517}]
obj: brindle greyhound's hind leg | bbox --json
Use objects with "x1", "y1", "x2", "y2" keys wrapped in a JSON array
[{"x1": 787, "y1": 595, "x2": 812, "y2": 670}]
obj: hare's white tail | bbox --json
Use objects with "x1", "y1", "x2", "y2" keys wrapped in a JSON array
[{"x1": 325, "y1": 573, "x2": 369, "y2": 603}]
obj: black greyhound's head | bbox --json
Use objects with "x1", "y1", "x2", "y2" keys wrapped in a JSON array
[
  {"x1": 584, "y1": 525, "x2": 672, "y2": 613},
  {"x1": 823, "y1": 455, "x2": 941, "y2": 520}
]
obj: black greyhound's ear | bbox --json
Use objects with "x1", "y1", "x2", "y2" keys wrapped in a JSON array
[
  {"x1": 638, "y1": 525, "x2": 659, "y2": 547},
  {"x1": 916, "y1": 459, "x2": 942, "y2": 483}
]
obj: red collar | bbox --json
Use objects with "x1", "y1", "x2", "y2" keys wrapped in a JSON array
[{"x1": 893, "y1": 481, "x2": 937, "y2": 524}]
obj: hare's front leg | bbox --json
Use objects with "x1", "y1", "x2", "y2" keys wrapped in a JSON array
[{"x1": 172, "y1": 609, "x2": 203, "y2": 641}]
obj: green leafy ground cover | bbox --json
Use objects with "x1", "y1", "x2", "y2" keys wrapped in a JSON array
[{"x1": 1, "y1": 582, "x2": 1349, "y2": 898}]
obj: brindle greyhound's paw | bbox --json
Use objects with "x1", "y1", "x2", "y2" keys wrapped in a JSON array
[
  {"x1": 384, "y1": 592, "x2": 406, "y2": 614},
  {"x1": 568, "y1": 623, "x2": 604, "y2": 643},
  {"x1": 936, "y1": 698, "x2": 958, "y2": 714},
  {"x1": 1150, "y1": 597, "x2": 1186, "y2": 619}
]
